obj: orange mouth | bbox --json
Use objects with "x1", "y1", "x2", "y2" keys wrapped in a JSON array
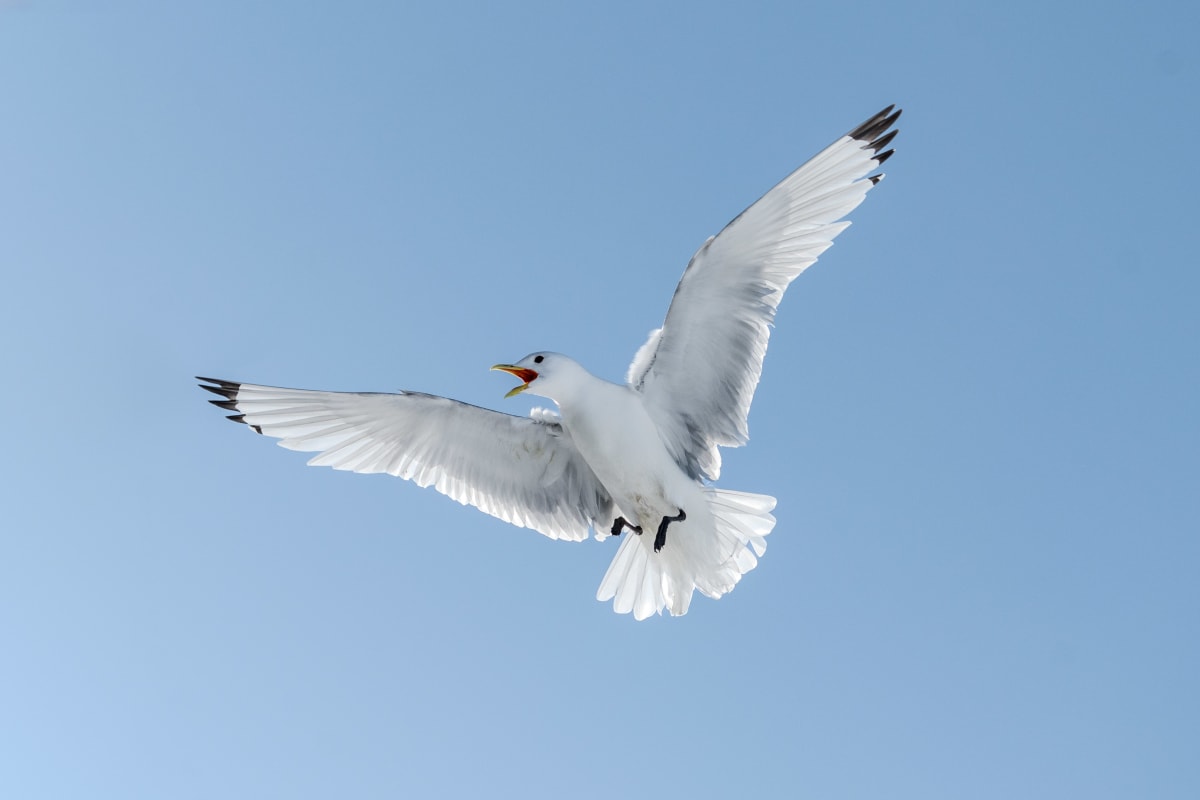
[
  {"x1": 490, "y1": 364, "x2": 539, "y2": 397},
  {"x1": 493, "y1": 366, "x2": 538, "y2": 384}
]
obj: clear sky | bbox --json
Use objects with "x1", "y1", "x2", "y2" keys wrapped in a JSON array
[{"x1": 2, "y1": 2, "x2": 1197, "y2": 798}]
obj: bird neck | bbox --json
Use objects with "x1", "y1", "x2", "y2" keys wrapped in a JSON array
[{"x1": 550, "y1": 366, "x2": 622, "y2": 417}]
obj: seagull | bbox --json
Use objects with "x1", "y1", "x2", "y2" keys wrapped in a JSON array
[{"x1": 199, "y1": 105, "x2": 900, "y2": 620}]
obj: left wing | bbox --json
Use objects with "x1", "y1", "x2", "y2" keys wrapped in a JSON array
[
  {"x1": 198, "y1": 378, "x2": 614, "y2": 541},
  {"x1": 628, "y1": 105, "x2": 900, "y2": 480}
]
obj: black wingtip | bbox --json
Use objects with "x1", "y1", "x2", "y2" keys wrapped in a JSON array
[
  {"x1": 223, "y1": 413, "x2": 263, "y2": 434},
  {"x1": 199, "y1": 377, "x2": 259, "y2": 431},
  {"x1": 848, "y1": 105, "x2": 902, "y2": 151},
  {"x1": 870, "y1": 129, "x2": 898, "y2": 153},
  {"x1": 196, "y1": 376, "x2": 239, "y2": 388},
  {"x1": 200, "y1": 384, "x2": 235, "y2": 400},
  {"x1": 197, "y1": 376, "x2": 242, "y2": 401}
]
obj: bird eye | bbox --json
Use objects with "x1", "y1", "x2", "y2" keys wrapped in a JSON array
[{"x1": 534, "y1": 355, "x2": 544, "y2": 364}]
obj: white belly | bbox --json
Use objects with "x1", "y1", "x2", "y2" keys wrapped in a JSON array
[{"x1": 559, "y1": 382, "x2": 696, "y2": 529}]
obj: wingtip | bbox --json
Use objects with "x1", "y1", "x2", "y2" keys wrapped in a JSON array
[
  {"x1": 870, "y1": 129, "x2": 898, "y2": 154},
  {"x1": 848, "y1": 105, "x2": 902, "y2": 152},
  {"x1": 197, "y1": 376, "x2": 242, "y2": 397},
  {"x1": 199, "y1": 377, "x2": 256, "y2": 430},
  {"x1": 199, "y1": 382, "x2": 238, "y2": 401},
  {"x1": 225, "y1": 413, "x2": 264, "y2": 434}
]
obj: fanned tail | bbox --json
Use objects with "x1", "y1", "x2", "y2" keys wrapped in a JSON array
[{"x1": 596, "y1": 488, "x2": 777, "y2": 620}]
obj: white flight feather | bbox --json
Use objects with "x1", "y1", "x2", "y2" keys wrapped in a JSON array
[
  {"x1": 628, "y1": 128, "x2": 891, "y2": 481},
  {"x1": 224, "y1": 383, "x2": 613, "y2": 542}
]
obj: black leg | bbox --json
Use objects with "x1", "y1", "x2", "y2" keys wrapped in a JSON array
[
  {"x1": 653, "y1": 508, "x2": 686, "y2": 553},
  {"x1": 611, "y1": 517, "x2": 642, "y2": 537}
]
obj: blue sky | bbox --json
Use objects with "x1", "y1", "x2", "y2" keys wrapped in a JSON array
[{"x1": 2, "y1": 1, "x2": 1197, "y2": 797}]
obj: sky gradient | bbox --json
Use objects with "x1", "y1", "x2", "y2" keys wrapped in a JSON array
[{"x1": 2, "y1": 2, "x2": 1197, "y2": 798}]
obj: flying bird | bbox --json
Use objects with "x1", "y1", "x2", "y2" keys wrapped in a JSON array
[{"x1": 199, "y1": 105, "x2": 900, "y2": 620}]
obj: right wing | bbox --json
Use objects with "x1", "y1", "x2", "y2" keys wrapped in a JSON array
[
  {"x1": 198, "y1": 378, "x2": 614, "y2": 542},
  {"x1": 626, "y1": 105, "x2": 900, "y2": 481}
]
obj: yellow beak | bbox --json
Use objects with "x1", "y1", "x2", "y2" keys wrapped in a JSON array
[{"x1": 491, "y1": 364, "x2": 539, "y2": 398}]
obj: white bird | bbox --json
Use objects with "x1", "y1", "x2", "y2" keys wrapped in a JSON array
[{"x1": 199, "y1": 105, "x2": 900, "y2": 620}]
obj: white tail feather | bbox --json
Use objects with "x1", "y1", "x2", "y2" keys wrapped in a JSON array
[{"x1": 596, "y1": 488, "x2": 777, "y2": 620}]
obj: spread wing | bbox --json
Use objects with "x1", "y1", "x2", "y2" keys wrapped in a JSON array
[
  {"x1": 627, "y1": 105, "x2": 900, "y2": 480},
  {"x1": 198, "y1": 378, "x2": 614, "y2": 541}
]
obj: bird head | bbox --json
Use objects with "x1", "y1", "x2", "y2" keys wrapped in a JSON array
[{"x1": 491, "y1": 352, "x2": 566, "y2": 400}]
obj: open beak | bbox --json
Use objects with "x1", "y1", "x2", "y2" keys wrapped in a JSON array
[{"x1": 491, "y1": 364, "x2": 539, "y2": 398}]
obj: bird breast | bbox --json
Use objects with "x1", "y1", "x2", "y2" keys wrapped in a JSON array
[{"x1": 558, "y1": 381, "x2": 687, "y2": 527}]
